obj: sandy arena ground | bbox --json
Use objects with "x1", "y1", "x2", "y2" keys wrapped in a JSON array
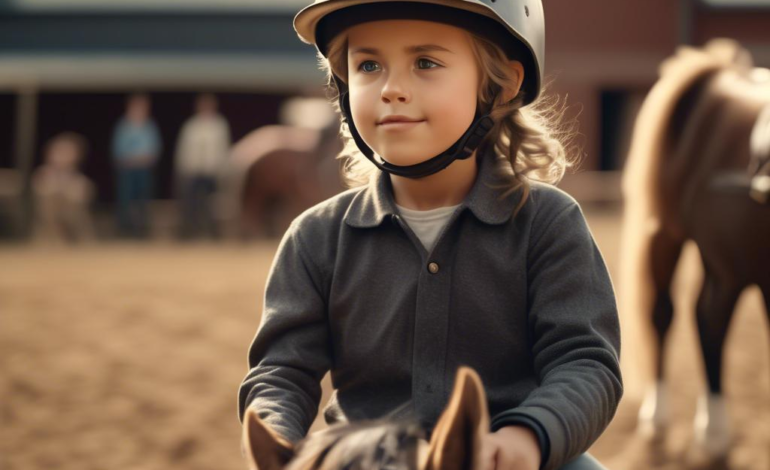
[{"x1": 1, "y1": 206, "x2": 768, "y2": 470}]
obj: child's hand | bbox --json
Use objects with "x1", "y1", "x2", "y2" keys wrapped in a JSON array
[{"x1": 479, "y1": 426, "x2": 541, "y2": 470}]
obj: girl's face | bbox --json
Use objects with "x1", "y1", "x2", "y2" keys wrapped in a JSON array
[{"x1": 346, "y1": 20, "x2": 480, "y2": 167}]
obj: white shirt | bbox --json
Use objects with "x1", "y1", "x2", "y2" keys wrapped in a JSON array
[
  {"x1": 174, "y1": 114, "x2": 231, "y2": 176},
  {"x1": 395, "y1": 202, "x2": 462, "y2": 252}
]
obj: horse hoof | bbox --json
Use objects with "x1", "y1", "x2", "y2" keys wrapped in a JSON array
[
  {"x1": 692, "y1": 392, "x2": 732, "y2": 458},
  {"x1": 636, "y1": 382, "x2": 669, "y2": 441}
]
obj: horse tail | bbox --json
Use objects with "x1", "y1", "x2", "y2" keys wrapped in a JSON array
[{"x1": 618, "y1": 39, "x2": 748, "y2": 393}]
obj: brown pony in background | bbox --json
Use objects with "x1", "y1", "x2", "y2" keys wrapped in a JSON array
[
  {"x1": 219, "y1": 97, "x2": 344, "y2": 239},
  {"x1": 238, "y1": 123, "x2": 342, "y2": 238},
  {"x1": 620, "y1": 38, "x2": 770, "y2": 459}
]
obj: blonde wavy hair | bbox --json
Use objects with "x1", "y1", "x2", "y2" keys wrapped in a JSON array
[{"x1": 320, "y1": 27, "x2": 579, "y2": 213}]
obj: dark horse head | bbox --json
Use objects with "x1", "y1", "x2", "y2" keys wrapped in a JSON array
[{"x1": 242, "y1": 367, "x2": 489, "y2": 470}]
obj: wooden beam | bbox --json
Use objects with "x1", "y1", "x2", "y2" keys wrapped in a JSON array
[{"x1": 12, "y1": 87, "x2": 39, "y2": 236}]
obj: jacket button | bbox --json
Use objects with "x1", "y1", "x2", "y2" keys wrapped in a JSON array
[{"x1": 427, "y1": 262, "x2": 439, "y2": 274}]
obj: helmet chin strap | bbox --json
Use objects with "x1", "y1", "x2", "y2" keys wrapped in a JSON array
[{"x1": 336, "y1": 76, "x2": 495, "y2": 179}]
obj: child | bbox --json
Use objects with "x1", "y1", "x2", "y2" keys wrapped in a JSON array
[
  {"x1": 32, "y1": 132, "x2": 95, "y2": 242},
  {"x1": 239, "y1": 2, "x2": 622, "y2": 470}
]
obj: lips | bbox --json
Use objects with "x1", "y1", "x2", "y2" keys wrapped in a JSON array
[{"x1": 377, "y1": 115, "x2": 425, "y2": 125}]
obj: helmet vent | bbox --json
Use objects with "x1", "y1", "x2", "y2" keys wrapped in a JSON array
[{"x1": 525, "y1": 5, "x2": 530, "y2": 16}]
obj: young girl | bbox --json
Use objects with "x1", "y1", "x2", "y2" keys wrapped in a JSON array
[{"x1": 238, "y1": 2, "x2": 622, "y2": 470}]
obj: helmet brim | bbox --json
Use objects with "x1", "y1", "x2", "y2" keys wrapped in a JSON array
[{"x1": 294, "y1": 0, "x2": 543, "y2": 105}]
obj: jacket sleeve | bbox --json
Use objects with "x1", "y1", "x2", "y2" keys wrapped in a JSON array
[
  {"x1": 489, "y1": 201, "x2": 623, "y2": 470},
  {"x1": 173, "y1": 122, "x2": 190, "y2": 176},
  {"x1": 237, "y1": 221, "x2": 331, "y2": 443},
  {"x1": 218, "y1": 118, "x2": 232, "y2": 163}
]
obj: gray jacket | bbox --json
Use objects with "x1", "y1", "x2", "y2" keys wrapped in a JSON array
[{"x1": 238, "y1": 149, "x2": 622, "y2": 470}]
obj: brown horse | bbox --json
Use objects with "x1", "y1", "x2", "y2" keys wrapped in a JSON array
[
  {"x1": 242, "y1": 367, "x2": 489, "y2": 470},
  {"x1": 620, "y1": 39, "x2": 770, "y2": 458},
  {"x1": 221, "y1": 99, "x2": 344, "y2": 239}
]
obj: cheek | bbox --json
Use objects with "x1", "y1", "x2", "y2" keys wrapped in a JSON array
[
  {"x1": 423, "y1": 77, "x2": 478, "y2": 132},
  {"x1": 348, "y1": 84, "x2": 376, "y2": 128}
]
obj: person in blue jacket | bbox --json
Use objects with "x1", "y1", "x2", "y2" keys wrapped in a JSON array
[
  {"x1": 239, "y1": 2, "x2": 623, "y2": 470},
  {"x1": 111, "y1": 93, "x2": 162, "y2": 239}
]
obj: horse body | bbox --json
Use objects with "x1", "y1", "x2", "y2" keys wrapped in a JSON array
[
  {"x1": 679, "y1": 66, "x2": 770, "y2": 286},
  {"x1": 242, "y1": 143, "x2": 326, "y2": 237},
  {"x1": 221, "y1": 123, "x2": 344, "y2": 238},
  {"x1": 690, "y1": 183, "x2": 770, "y2": 285},
  {"x1": 623, "y1": 39, "x2": 770, "y2": 459}
]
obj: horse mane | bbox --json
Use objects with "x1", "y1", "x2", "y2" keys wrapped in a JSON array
[
  {"x1": 284, "y1": 420, "x2": 423, "y2": 470},
  {"x1": 622, "y1": 39, "x2": 753, "y2": 209}
]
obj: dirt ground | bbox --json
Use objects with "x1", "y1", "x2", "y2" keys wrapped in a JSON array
[{"x1": 1, "y1": 206, "x2": 768, "y2": 470}]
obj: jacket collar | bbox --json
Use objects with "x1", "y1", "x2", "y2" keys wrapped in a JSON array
[{"x1": 344, "y1": 149, "x2": 522, "y2": 228}]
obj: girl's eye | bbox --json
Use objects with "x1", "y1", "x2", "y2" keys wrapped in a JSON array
[
  {"x1": 417, "y1": 58, "x2": 440, "y2": 69},
  {"x1": 356, "y1": 58, "x2": 440, "y2": 73},
  {"x1": 358, "y1": 61, "x2": 380, "y2": 73}
]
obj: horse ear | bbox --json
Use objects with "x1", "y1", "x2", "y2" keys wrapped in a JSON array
[
  {"x1": 423, "y1": 367, "x2": 489, "y2": 470},
  {"x1": 242, "y1": 408, "x2": 295, "y2": 470}
]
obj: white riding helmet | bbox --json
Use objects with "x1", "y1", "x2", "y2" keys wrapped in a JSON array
[
  {"x1": 295, "y1": 0, "x2": 544, "y2": 105},
  {"x1": 292, "y1": 0, "x2": 546, "y2": 178}
]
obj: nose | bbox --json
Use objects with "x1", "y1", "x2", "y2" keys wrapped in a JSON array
[{"x1": 381, "y1": 69, "x2": 411, "y2": 104}]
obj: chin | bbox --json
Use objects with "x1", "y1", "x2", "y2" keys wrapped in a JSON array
[
  {"x1": 375, "y1": 144, "x2": 446, "y2": 167},
  {"x1": 377, "y1": 151, "x2": 432, "y2": 167}
]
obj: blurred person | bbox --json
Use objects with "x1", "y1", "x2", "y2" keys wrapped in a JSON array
[
  {"x1": 111, "y1": 93, "x2": 161, "y2": 239},
  {"x1": 174, "y1": 93, "x2": 231, "y2": 240},
  {"x1": 32, "y1": 132, "x2": 95, "y2": 243}
]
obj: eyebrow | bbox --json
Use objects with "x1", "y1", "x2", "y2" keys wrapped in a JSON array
[{"x1": 350, "y1": 44, "x2": 454, "y2": 55}]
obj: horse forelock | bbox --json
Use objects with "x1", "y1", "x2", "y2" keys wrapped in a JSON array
[{"x1": 285, "y1": 421, "x2": 423, "y2": 470}]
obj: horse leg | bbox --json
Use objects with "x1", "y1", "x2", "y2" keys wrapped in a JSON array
[
  {"x1": 637, "y1": 228, "x2": 684, "y2": 439},
  {"x1": 759, "y1": 279, "x2": 770, "y2": 382},
  {"x1": 691, "y1": 267, "x2": 743, "y2": 457}
]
